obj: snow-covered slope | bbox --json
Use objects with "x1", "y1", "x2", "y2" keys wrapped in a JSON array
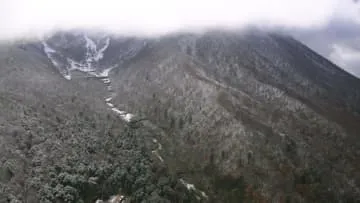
[
  {"x1": 35, "y1": 30, "x2": 360, "y2": 202},
  {"x1": 42, "y1": 32, "x2": 147, "y2": 122},
  {"x1": 42, "y1": 32, "x2": 146, "y2": 79}
]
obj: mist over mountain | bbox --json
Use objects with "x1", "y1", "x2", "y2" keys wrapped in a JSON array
[
  {"x1": 0, "y1": 0, "x2": 360, "y2": 202},
  {"x1": 1, "y1": 0, "x2": 359, "y2": 77}
]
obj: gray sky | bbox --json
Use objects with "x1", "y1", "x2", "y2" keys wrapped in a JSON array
[
  {"x1": 0, "y1": 0, "x2": 359, "y2": 77},
  {"x1": 291, "y1": 19, "x2": 360, "y2": 77}
]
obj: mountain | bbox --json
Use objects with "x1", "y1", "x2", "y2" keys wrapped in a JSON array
[{"x1": 0, "y1": 29, "x2": 360, "y2": 202}]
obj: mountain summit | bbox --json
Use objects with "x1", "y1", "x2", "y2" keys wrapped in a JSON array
[{"x1": 1, "y1": 30, "x2": 360, "y2": 202}]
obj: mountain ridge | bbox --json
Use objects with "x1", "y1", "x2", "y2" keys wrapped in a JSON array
[{"x1": 0, "y1": 29, "x2": 359, "y2": 202}]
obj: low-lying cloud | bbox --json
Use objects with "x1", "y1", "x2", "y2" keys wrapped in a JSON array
[
  {"x1": 330, "y1": 42, "x2": 360, "y2": 77},
  {"x1": 1, "y1": 0, "x2": 359, "y2": 77},
  {"x1": 291, "y1": 18, "x2": 360, "y2": 78},
  {"x1": 0, "y1": 0, "x2": 359, "y2": 40}
]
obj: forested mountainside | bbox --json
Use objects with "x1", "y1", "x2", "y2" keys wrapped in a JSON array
[{"x1": 0, "y1": 30, "x2": 359, "y2": 202}]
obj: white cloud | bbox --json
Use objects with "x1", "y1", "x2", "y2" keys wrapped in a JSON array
[
  {"x1": 330, "y1": 43, "x2": 360, "y2": 76},
  {"x1": 0, "y1": 0, "x2": 358, "y2": 40},
  {"x1": 333, "y1": 0, "x2": 360, "y2": 24}
]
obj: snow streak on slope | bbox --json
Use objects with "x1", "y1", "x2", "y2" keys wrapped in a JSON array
[
  {"x1": 82, "y1": 35, "x2": 135, "y2": 123},
  {"x1": 152, "y1": 139, "x2": 164, "y2": 162},
  {"x1": 83, "y1": 34, "x2": 110, "y2": 70},
  {"x1": 180, "y1": 179, "x2": 208, "y2": 200},
  {"x1": 73, "y1": 35, "x2": 110, "y2": 73},
  {"x1": 95, "y1": 38, "x2": 110, "y2": 61},
  {"x1": 95, "y1": 194, "x2": 125, "y2": 203},
  {"x1": 42, "y1": 34, "x2": 135, "y2": 123},
  {"x1": 42, "y1": 34, "x2": 111, "y2": 78},
  {"x1": 42, "y1": 41, "x2": 72, "y2": 80}
]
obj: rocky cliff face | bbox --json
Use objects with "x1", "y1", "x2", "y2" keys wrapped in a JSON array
[{"x1": 1, "y1": 29, "x2": 360, "y2": 202}]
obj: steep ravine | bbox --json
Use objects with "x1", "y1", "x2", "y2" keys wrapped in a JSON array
[{"x1": 42, "y1": 34, "x2": 136, "y2": 122}]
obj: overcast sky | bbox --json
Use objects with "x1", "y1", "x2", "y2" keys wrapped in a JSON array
[
  {"x1": 0, "y1": 0, "x2": 359, "y2": 77},
  {"x1": 291, "y1": 19, "x2": 360, "y2": 78}
]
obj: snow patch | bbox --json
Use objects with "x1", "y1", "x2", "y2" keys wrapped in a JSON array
[
  {"x1": 83, "y1": 35, "x2": 111, "y2": 70},
  {"x1": 68, "y1": 58, "x2": 96, "y2": 73},
  {"x1": 102, "y1": 78, "x2": 111, "y2": 84},
  {"x1": 94, "y1": 37, "x2": 110, "y2": 61},
  {"x1": 105, "y1": 97, "x2": 112, "y2": 102},
  {"x1": 64, "y1": 74, "x2": 71, "y2": 80},
  {"x1": 108, "y1": 102, "x2": 137, "y2": 122},
  {"x1": 111, "y1": 107, "x2": 126, "y2": 115},
  {"x1": 200, "y1": 191, "x2": 209, "y2": 199},
  {"x1": 112, "y1": 109, "x2": 134, "y2": 121},
  {"x1": 152, "y1": 151, "x2": 164, "y2": 162},
  {"x1": 179, "y1": 179, "x2": 208, "y2": 199},
  {"x1": 42, "y1": 41, "x2": 56, "y2": 53},
  {"x1": 111, "y1": 108, "x2": 134, "y2": 122},
  {"x1": 180, "y1": 179, "x2": 196, "y2": 191},
  {"x1": 122, "y1": 113, "x2": 134, "y2": 122},
  {"x1": 95, "y1": 195, "x2": 125, "y2": 203},
  {"x1": 42, "y1": 41, "x2": 71, "y2": 80},
  {"x1": 152, "y1": 139, "x2": 164, "y2": 162},
  {"x1": 157, "y1": 143, "x2": 162, "y2": 150},
  {"x1": 49, "y1": 35, "x2": 112, "y2": 78},
  {"x1": 44, "y1": 35, "x2": 138, "y2": 126},
  {"x1": 98, "y1": 66, "x2": 115, "y2": 77},
  {"x1": 84, "y1": 35, "x2": 97, "y2": 52},
  {"x1": 109, "y1": 195, "x2": 125, "y2": 203}
]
